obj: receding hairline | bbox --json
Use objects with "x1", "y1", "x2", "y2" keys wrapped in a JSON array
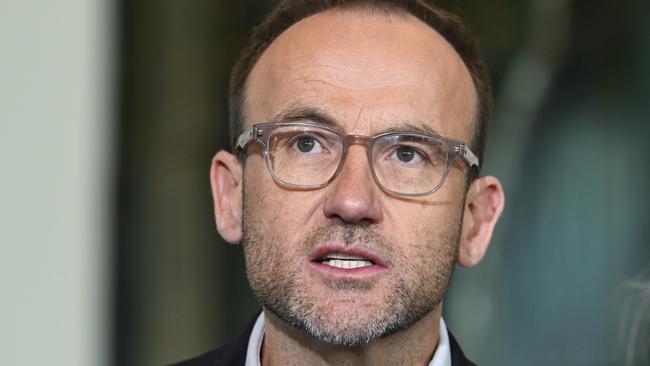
[
  {"x1": 228, "y1": 0, "x2": 491, "y2": 182},
  {"x1": 242, "y1": 5, "x2": 477, "y2": 129}
]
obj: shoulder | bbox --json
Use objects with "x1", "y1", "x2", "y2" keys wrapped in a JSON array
[
  {"x1": 169, "y1": 314, "x2": 259, "y2": 366},
  {"x1": 170, "y1": 344, "x2": 239, "y2": 366},
  {"x1": 170, "y1": 335, "x2": 249, "y2": 366}
]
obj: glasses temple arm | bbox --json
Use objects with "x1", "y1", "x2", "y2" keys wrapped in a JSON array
[
  {"x1": 460, "y1": 145, "x2": 480, "y2": 168},
  {"x1": 236, "y1": 127, "x2": 256, "y2": 150}
]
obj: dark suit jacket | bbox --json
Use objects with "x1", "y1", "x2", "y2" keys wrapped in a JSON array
[{"x1": 173, "y1": 315, "x2": 477, "y2": 366}]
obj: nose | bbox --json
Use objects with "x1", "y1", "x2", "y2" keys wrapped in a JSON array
[{"x1": 322, "y1": 146, "x2": 383, "y2": 224}]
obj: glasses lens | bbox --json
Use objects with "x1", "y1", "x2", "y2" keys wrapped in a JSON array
[
  {"x1": 372, "y1": 134, "x2": 449, "y2": 195},
  {"x1": 267, "y1": 125, "x2": 343, "y2": 187}
]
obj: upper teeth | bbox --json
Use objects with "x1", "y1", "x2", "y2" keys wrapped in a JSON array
[
  {"x1": 324, "y1": 252, "x2": 367, "y2": 260},
  {"x1": 321, "y1": 252, "x2": 373, "y2": 269}
]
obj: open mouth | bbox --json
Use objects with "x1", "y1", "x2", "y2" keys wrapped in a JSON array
[
  {"x1": 309, "y1": 246, "x2": 388, "y2": 277},
  {"x1": 316, "y1": 252, "x2": 375, "y2": 269}
]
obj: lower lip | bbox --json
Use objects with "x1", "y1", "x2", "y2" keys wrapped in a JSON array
[{"x1": 308, "y1": 261, "x2": 390, "y2": 278}]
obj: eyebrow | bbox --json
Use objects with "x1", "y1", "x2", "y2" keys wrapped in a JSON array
[
  {"x1": 270, "y1": 106, "x2": 342, "y2": 130},
  {"x1": 381, "y1": 121, "x2": 442, "y2": 137},
  {"x1": 270, "y1": 105, "x2": 442, "y2": 137}
]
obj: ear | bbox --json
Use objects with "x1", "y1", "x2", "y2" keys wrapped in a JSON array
[
  {"x1": 458, "y1": 176, "x2": 505, "y2": 267},
  {"x1": 210, "y1": 150, "x2": 244, "y2": 244}
]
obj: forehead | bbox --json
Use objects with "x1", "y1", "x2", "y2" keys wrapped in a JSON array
[{"x1": 245, "y1": 9, "x2": 477, "y2": 141}]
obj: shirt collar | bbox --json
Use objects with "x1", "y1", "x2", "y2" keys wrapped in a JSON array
[{"x1": 245, "y1": 312, "x2": 451, "y2": 366}]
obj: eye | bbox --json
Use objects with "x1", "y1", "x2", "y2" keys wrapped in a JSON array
[
  {"x1": 291, "y1": 134, "x2": 325, "y2": 154},
  {"x1": 395, "y1": 146, "x2": 417, "y2": 162},
  {"x1": 391, "y1": 145, "x2": 424, "y2": 164},
  {"x1": 296, "y1": 136, "x2": 315, "y2": 152}
]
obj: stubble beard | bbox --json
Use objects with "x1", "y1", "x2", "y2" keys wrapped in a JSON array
[{"x1": 241, "y1": 201, "x2": 462, "y2": 347}]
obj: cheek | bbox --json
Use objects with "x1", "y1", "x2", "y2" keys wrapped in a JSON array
[
  {"x1": 384, "y1": 196, "x2": 464, "y2": 257},
  {"x1": 243, "y1": 159, "x2": 323, "y2": 244},
  {"x1": 244, "y1": 157, "x2": 275, "y2": 202},
  {"x1": 447, "y1": 166, "x2": 469, "y2": 188}
]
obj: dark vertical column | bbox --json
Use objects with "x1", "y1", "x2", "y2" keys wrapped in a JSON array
[{"x1": 113, "y1": 1, "x2": 271, "y2": 364}]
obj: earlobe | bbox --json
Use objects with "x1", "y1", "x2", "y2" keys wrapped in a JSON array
[
  {"x1": 458, "y1": 176, "x2": 505, "y2": 267},
  {"x1": 210, "y1": 150, "x2": 244, "y2": 244}
]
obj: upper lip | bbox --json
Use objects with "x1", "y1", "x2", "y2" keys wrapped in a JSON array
[{"x1": 309, "y1": 245, "x2": 389, "y2": 268}]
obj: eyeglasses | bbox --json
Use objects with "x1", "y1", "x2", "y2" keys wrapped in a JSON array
[{"x1": 235, "y1": 122, "x2": 479, "y2": 197}]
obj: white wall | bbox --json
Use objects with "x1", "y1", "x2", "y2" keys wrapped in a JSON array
[{"x1": 0, "y1": 0, "x2": 113, "y2": 364}]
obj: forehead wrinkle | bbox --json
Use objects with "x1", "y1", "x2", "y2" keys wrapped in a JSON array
[
  {"x1": 348, "y1": 85, "x2": 373, "y2": 133},
  {"x1": 279, "y1": 63, "x2": 425, "y2": 91},
  {"x1": 262, "y1": 54, "x2": 470, "y2": 121}
]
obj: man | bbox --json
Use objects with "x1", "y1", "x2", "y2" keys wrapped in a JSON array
[{"x1": 178, "y1": 0, "x2": 505, "y2": 365}]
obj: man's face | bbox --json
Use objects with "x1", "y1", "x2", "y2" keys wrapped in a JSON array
[{"x1": 241, "y1": 10, "x2": 477, "y2": 345}]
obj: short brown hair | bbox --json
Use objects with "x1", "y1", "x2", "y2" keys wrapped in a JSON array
[{"x1": 228, "y1": 0, "x2": 491, "y2": 180}]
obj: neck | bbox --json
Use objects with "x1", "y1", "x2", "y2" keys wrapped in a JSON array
[{"x1": 261, "y1": 306, "x2": 443, "y2": 366}]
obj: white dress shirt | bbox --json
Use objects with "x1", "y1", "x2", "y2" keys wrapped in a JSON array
[{"x1": 245, "y1": 312, "x2": 452, "y2": 366}]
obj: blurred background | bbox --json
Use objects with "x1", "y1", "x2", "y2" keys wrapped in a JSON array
[{"x1": 2, "y1": 0, "x2": 649, "y2": 365}]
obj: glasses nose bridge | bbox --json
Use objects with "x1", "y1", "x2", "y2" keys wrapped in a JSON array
[
  {"x1": 340, "y1": 134, "x2": 375, "y2": 162},
  {"x1": 330, "y1": 134, "x2": 379, "y2": 187},
  {"x1": 344, "y1": 134, "x2": 372, "y2": 145},
  {"x1": 343, "y1": 134, "x2": 373, "y2": 151}
]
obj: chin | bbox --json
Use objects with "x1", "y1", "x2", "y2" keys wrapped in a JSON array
[{"x1": 266, "y1": 288, "x2": 426, "y2": 347}]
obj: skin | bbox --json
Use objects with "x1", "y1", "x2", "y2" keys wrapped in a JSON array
[{"x1": 211, "y1": 8, "x2": 505, "y2": 366}]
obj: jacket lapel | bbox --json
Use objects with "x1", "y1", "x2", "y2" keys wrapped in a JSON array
[{"x1": 448, "y1": 330, "x2": 477, "y2": 366}]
